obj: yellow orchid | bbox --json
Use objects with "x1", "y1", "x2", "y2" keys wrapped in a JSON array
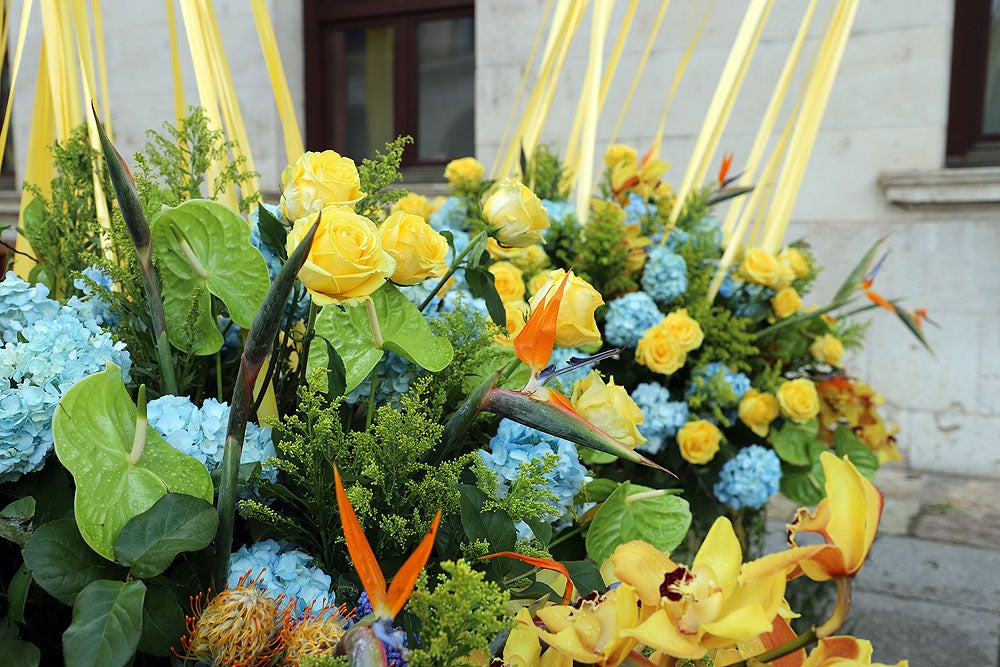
[
  {"x1": 800, "y1": 636, "x2": 909, "y2": 667},
  {"x1": 611, "y1": 517, "x2": 789, "y2": 661},
  {"x1": 786, "y1": 452, "x2": 884, "y2": 582}
]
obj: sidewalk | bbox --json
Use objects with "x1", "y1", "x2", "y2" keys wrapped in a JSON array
[{"x1": 766, "y1": 463, "x2": 1000, "y2": 667}]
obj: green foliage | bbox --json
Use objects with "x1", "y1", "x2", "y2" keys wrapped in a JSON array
[
  {"x1": 836, "y1": 318, "x2": 871, "y2": 351},
  {"x1": 356, "y1": 135, "x2": 412, "y2": 219},
  {"x1": 406, "y1": 560, "x2": 512, "y2": 667},
  {"x1": 22, "y1": 124, "x2": 112, "y2": 297},
  {"x1": 569, "y1": 203, "x2": 637, "y2": 298},
  {"x1": 528, "y1": 144, "x2": 571, "y2": 201},
  {"x1": 472, "y1": 456, "x2": 560, "y2": 525}
]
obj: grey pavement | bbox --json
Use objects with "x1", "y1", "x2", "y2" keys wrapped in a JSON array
[{"x1": 766, "y1": 463, "x2": 1000, "y2": 667}]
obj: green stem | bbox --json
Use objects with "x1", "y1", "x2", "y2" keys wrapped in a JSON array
[
  {"x1": 752, "y1": 298, "x2": 852, "y2": 340},
  {"x1": 419, "y1": 230, "x2": 487, "y2": 311},
  {"x1": 731, "y1": 628, "x2": 817, "y2": 666},
  {"x1": 297, "y1": 301, "x2": 321, "y2": 387},
  {"x1": 215, "y1": 351, "x2": 223, "y2": 402},
  {"x1": 547, "y1": 522, "x2": 586, "y2": 550},
  {"x1": 365, "y1": 358, "x2": 381, "y2": 430}
]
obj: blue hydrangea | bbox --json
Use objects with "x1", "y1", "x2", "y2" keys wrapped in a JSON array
[
  {"x1": 229, "y1": 540, "x2": 334, "y2": 618},
  {"x1": 603, "y1": 292, "x2": 663, "y2": 348},
  {"x1": 428, "y1": 196, "x2": 470, "y2": 234},
  {"x1": 0, "y1": 301, "x2": 132, "y2": 482},
  {"x1": 478, "y1": 419, "x2": 587, "y2": 523},
  {"x1": 439, "y1": 287, "x2": 490, "y2": 320},
  {"x1": 713, "y1": 445, "x2": 782, "y2": 510},
  {"x1": 345, "y1": 352, "x2": 420, "y2": 409},
  {"x1": 146, "y1": 395, "x2": 276, "y2": 491},
  {"x1": 641, "y1": 246, "x2": 687, "y2": 305},
  {"x1": 623, "y1": 193, "x2": 657, "y2": 227},
  {"x1": 250, "y1": 204, "x2": 311, "y2": 321},
  {"x1": 651, "y1": 227, "x2": 690, "y2": 250},
  {"x1": 727, "y1": 281, "x2": 776, "y2": 320},
  {"x1": 685, "y1": 362, "x2": 752, "y2": 408},
  {"x1": 632, "y1": 382, "x2": 690, "y2": 455},
  {"x1": 716, "y1": 266, "x2": 740, "y2": 299},
  {"x1": 70, "y1": 266, "x2": 118, "y2": 329},
  {"x1": 692, "y1": 216, "x2": 723, "y2": 246},
  {"x1": 541, "y1": 199, "x2": 575, "y2": 225},
  {"x1": 0, "y1": 272, "x2": 61, "y2": 344}
]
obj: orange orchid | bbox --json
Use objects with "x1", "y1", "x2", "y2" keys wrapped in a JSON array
[
  {"x1": 800, "y1": 636, "x2": 909, "y2": 666},
  {"x1": 333, "y1": 466, "x2": 441, "y2": 621}
]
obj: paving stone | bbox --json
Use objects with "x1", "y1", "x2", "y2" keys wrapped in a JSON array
[{"x1": 912, "y1": 507, "x2": 1000, "y2": 549}]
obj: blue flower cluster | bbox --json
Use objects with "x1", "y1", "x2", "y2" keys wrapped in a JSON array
[
  {"x1": 345, "y1": 352, "x2": 420, "y2": 409},
  {"x1": 692, "y1": 216, "x2": 724, "y2": 247},
  {"x1": 623, "y1": 193, "x2": 657, "y2": 227},
  {"x1": 478, "y1": 419, "x2": 587, "y2": 523},
  {"x1": 146, "y1": 395, "x2": 276, "y2": 490},
  {"x1": 603, "y1": 291, "x2": 662, "y2": 348},
  {"x1": 541, "y1": 199, "x2": 575, "y2": 225},
  {"x1": 428, "y1": 196, "x2": 470, "y2": 234},
  {"x1": 631, "y1": 382, "x2": 690, "y2": 455},
  {"x1": 726, "y1": 282, "x2": 776, "y2": 320},
  {"x1": 686, "y1": 362, "x2": 751, "y2": 408},
  {"x1": 229, "y1": 539, "x2": 334, "y2": 618},
  {"x1": 1, "y1": 276, "x2": 132, "y2": 481},
  {"x1": 250, "y1": 204, "x2": 311, "y2": 321},
  {"x1": 70, "y1": 266, "x2": 118, "y2": 329},
  {"x1": 713, "y1": 445, "x2": 782, "y2": 510},
  {"x1": 641, "y1": 246, "x2": 687, "y2": 305}
]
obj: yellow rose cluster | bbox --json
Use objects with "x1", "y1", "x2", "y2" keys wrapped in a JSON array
[
  {"x1": 739, "y1": 245, "x2": 811, "y2": 291},
  {"x1": 635, "y1": 308, "x2": 704, "y2": 376},
  {"x1": 810, "y1": 334, "x2": 845, "y2": 366},
  {"x1": 570, "y1": 372, "x2": 646, "y2": 449}
]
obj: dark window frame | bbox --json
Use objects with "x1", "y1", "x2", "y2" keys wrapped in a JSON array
[
  {"x1": 946, "y1": 0, "x2": 1000, "y2": 166},
  {"x1": 303, "y1": 0, "x2": 474, "y2": 168}
]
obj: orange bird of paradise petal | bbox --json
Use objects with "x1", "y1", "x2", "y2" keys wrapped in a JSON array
[
  {"x1": 480, "y1": 551, "x2": 574, "y2": 605},
  {"x1": 513, "y1": 270, "x2": 572, "y2": 378},
  {"x1": 334, "y1": 466, "x2": 441, "y2": 620},
  {"x1": 718, "y1": 151, "x2": 734, "y2": 186}
]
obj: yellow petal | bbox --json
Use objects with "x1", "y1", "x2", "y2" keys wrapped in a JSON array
[
  {"x1": 611, "y1": 540, "x2": 676, "y2": 606},
  {"x1": 821, "y1": 452, "x2": 883, "y2": 574},
  {"x1": 623, "y1": 609, "x2": 707, "y2": 660},
  {"x1": 700, "y1": 602, "x2": 774, "y2": 646},
  {"x1": 693, "y1": 517, "x2": 742, "y2": 596}
]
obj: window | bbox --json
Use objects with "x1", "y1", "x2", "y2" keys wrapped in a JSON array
[
  {"x1": 303, "y1": 0, "x2": 475, "y2": 173},
  {"x1": 946, "y1": 1, "x2": 1000, "y2": 166}
]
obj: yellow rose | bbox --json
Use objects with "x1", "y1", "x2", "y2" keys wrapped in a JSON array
[
  {"x1": 378, "y1": 211, "x2": 449, "y2": 286},
  {"x1": 280, "y1": 150, "x2": 364, "y2": 222},
  {"x1": 780, "y1": 246, "x2": 810, "y2": 278},
  {"x1": 740, "y1": 247, "x2": 782, "y2": 287},
  {"x1": 738, "y1": 389, "x2": 780, "y2": 438},
  {"x1": 511, "y1": 244, "x2": 550, "y2": 273},
  {"x1": 635, "y1": 321, "x2": 686, "y2": 375},
  {"x1": 496, "y1": 300, "x2": 529, "y2": 347},
  {"x1": 390, "y1": 192, "x2": 436, "y2": 219},
  {"x1": 676, "y1": 420, "x2": 721, "y2": 465},
  {"x1": 482, "y1": 180, "x2": 549, "y2": 248},
  {"x1": 526, "y1": 271, "x2": 551, "y2": 297},
  {"x1": 570, "y1": 372, "x2": 646, "y2": 449},
  {"x1": 444, "y1": 156, "x2": 485, "y2": 186},
  {"x1": 661, "y1": 308, "x2": 704, "y2": 353},
  {"x1": 771, "y1": 287, "x2": 803, "y2": 319},
  {"x1": 810, "y1": 334, "x2": 845, "y2": 367},
  {"x1": 529, "y1": 269, "x2": 603, "y2": 348},
  {"x1": 488, "y1": 261, "x2": 526, "y2": 304},
  {"x1": 286, "y1": 205, "x2": 394, "y2": 305},
  {"x1": 777, "y1": 378, "x2": 821, "y2": 424},
  {"x1": 604, "y1": 144, "x2": 637, "y2": 169}
]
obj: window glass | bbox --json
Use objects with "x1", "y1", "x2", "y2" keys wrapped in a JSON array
[
  {"x1": 982, "y1": 4, "x2": 1000, "y2": 134},
  {"x1": 344, "y1": 26, "x2": 395, "y2": 160},
  {"x1": 416, "y1": 16, "x2": 475, "y2": 161}
]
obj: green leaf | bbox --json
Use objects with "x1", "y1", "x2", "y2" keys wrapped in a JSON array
[
  {"x1": 309, "y1": 282, "x2": 454, "y2": 393},
  {"x1": 464, "y1": 266, "x2": 506, "y2": 327},
  {"x1": 7, "y1": 563, "x2": 32, "y2": 623},
  {"x1": 575, "y1": 478, "x2": 621, "y2": 504},
  {"x1": 563, "y1": 560, "x2": 607, "y2": 596},
  {"x1": 53, "y1": 364, "x2": 214, "y2": 561},
  {"x1": 254, "y1": 203, "x2": 288, "y2": 261},
  {"x1": 780, "y1": 467, "x2": 825, "y2": 506},
  {"x1": 114, "y1": 494, "x2": 218, "y2": 579},
  {"x1": 63, "y1": 579, "x2": 145, "y2": 667},
  {"x1": 832, "y1": 237, "x2": 883, "y2": 304},
  {"x1": 770, "y1": 419, "x2": 820, "y2": 466},
  {"x1": 523, "y1": 517, "x2": 552, "y2": 545},
  {"x1": 458, "y1": 485, "x2": 517, "y2": 582},
  {"x1": 22, "y1": 519, "x2": 124, "y2": 605},
  {"x1": 138, "y1": 583, "x2": 187, "y2": 657},
  {"x1": 151, "y1": 199, "x2": 271, "y2": 354},
  {"x1": 0, "y1": 640, "x2": 40, "y2": 667},
  {"x1": 833, "y1": 426, "x2": 879, "y2": 481},
  {"x1": 585, "y1": 482, "x2": 691, "y2": 564},
  {"x1": 1, "y1": 497, "x2": 36, "y2": 547}
]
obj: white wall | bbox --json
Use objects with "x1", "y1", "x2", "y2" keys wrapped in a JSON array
[{"x1": 477, "y1": 0, "x2": 1000, "y2": 478}]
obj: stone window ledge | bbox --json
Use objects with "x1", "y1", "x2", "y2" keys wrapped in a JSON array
[{"x1": 879, "y1": 167, "x2": 1000, "y2": 207}]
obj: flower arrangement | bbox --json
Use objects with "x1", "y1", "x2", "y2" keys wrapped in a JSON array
[{"x1": 0, "y1": 106, "x2": 917, "y2": 667}]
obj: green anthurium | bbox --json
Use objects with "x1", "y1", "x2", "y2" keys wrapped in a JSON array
[
  {"x1": 585, "y1": 482, "x2": 691, "y2": 564},
  {"x1": 150, "y1": 199, "x2": 270, "y2": 355},
  {"x1": 53, "y1": 364, "x2": 214, "y2": 561},
  {"x1": 309, "y1": 282, "x2": 453, "y2": 394}
]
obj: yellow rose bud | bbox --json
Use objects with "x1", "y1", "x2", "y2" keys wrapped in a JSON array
[
  {"x1": 604, "y1": 144, "x2": 637, "y2": 169},
  {"x1": 482, "y1": 180, "x2": 549, "y2": 248},
  {"x1": 570, "y1": 372, "x2": 646, "y2": 449},
  {"x1": 496, "y1": 300, "x2": 529, "y2": 347},
  {"x1": 529, "y1": 269, "x2": 604, "y2": 348},
  {"x1": 511, "y1": 244, "x2": 550, "y2": 273},
  {"x1": 780, "y1": 246, "x2": 810, "y2": 278},
  {"x1": 771, "y1": 287, "x2": 803, "y2": 319},
  {"x1": 661, "y1": 308, "x2": 704, "y2": 353},
  {"x1": 378, "y1": 210, "x2": 449, "y2": 286},
  {"x1": 390, "y1": 192, "x2": 436, "y2": 219},
  {"x1": 526, "y1": 271, "x2": 551, "y2": 297},
  {"x1": 810, "y1": 334, "x2": 846, "y2": 367},
  {"x1": 488, "y1": 261, "x2": 527, "y2": 304},
  {"x1": 635, "y1": 320, "x2": 686, "y2": 375},
  {"x1": 740, "y1": 247, "x2": 782, "y2": 287},
  {"x1": 286, "y1": 206, "x2": 395, "y2": 305},
  {"x1": 280, "y1": 150, "x2": 364, "y2": 223},
  {"x1": 777, "y1": 378, "x2": 821, "y2": 424},
  {"x1": 738, "y1": 389, "x2": 780, "y2": 438},
  {"x1": 676, "y1": 420, "x2": 721, "y2": 465},
  {"x1": 444, "y1": 156, "x2": 485, "y2": 186}
]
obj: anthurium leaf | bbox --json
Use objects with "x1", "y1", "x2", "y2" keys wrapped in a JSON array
[
  {"x1": 833, "y1": 425, "x2": 878, "y2": 481},
  {"x1": 138, "y1": 583, "x2": 187, "y2": 657},
  {"x1": 310, "y1": 283, "x2": 454, "y2": 393},
  {"x1": 151, "y1": 199, "x2": 270, "y2": 355},
  {"x1": 53, "y1": 364, "x2": 214, "y2": 561},
  {"x1": 114, "y1": 494, "x2": 218, "y2": 579},
  {"x1": 770, "y1": 419, "x2": 819, "y2": 466},
  {"x1": 464, "y1": 266, "x2": 506, "y2": 327},
  {"x1": 0, "y1": 640, "x2": 40, "y2": 666},
  {"x1": 63, "y1": 579, "x2": 145, "y2": 667},
  {"x1": 22, "y1": 519, "x2": 124, "y2": 605},
  {"x1": 585, "y1": 482, "x2": 691, "y2": 565},
  {"x1": 7, "y1": 563, "x2": 32, "y2": 623},
  {"x1": 780, "y1": 466, "x2": 825, "y2": 506}
]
